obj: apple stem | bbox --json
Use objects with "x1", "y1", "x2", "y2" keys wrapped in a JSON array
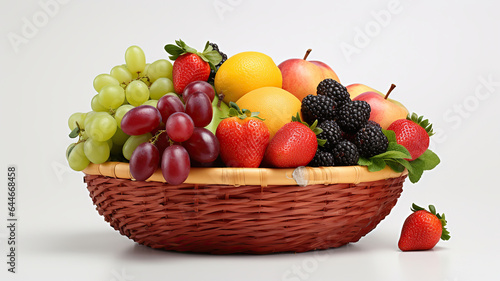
[
  {"x1": 384, "y1": 84, "x2": 396, "y2": 100},
  {"x1": 303, "y1": 49, "x2": 312, "y2": 60}
]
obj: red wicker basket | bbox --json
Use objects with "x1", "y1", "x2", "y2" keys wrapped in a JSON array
[{"x1": 83, "y1": 162, "x2": 407, "y2": 254}]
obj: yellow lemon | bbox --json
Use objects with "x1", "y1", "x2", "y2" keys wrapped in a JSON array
[
  {"x1": 236, "y1": 87, "x2": 301, "y2": 138},
  {"x1": 214, "y1": 51, "x2": 282, "y2": 103}
]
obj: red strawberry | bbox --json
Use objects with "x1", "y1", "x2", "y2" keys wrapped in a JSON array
[
  {"x1": 216, "y1": 103, "x2": 270, "y2": 168},
  {"x1": 387, "y1": 113, "x2": 434, "y2": 160},
  {"x1": 264, "y1": 114, "x2": 322, "y2": 168},
  {"x1": 164, "y1": 40, "x2": 222, "y2": 94},
  {"x1": 398, "y1": 204, "x2": 450, "y2": 251}
]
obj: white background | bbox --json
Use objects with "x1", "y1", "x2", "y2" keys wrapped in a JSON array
[{"x1": 1, "y1": 0, "x2": 499, "y2": 280}]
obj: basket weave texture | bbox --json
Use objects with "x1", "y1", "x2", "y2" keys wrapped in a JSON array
[{"x1": 84, "y1": 163, "x2": 407, "y2": 254}]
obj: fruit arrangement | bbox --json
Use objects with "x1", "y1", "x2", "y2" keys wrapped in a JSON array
[
  {"x1": 67, "y1": 41, "x2": 448, "y2": 252},
  {"x1": 66, "y1": 41, "x2": 440, "y2": 184}
]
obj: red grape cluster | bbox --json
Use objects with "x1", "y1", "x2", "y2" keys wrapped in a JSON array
[{"x1": 121, "y1": 81, "x2": 220, "y2": 184}]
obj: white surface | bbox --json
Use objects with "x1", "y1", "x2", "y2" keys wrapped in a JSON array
[{"x1": 1, "y1": 0, "x2": 499, "y2": 280}]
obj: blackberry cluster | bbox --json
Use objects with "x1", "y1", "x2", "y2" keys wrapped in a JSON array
[
  {"x1": 317, "y1": 79, "x2": 351, "y2": 107},
  {"x1": 301, "y1": 94, "x2": 336, "y2": 124},
  {"x1": 207, "y1": 42, "x2": 227, "y2": 84},
  {"x1": 302, "y1": 79, "x2": 389, "y2": 167}
]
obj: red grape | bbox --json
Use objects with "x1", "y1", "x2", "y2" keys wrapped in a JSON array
[
  {"x1": 129, "y1": 142, "x2": 160, "y2": 181},
  {"x1": 182, "y1": 81, "x2": 215, "y2": 102},
  {"x1": 121, "y1": 105, "x2": 161, "y2": 136},
  {"x1": 161, "y1": 145, "x2": 190, "y2": 185},
  {"x1": 185, "y1": 92, "x2": 213, "y2": 127},
  {"x1": 182, "y1": 127, "x2": 220, "y2": 163},
  {"x1": 166, "y1": 112, "x2": 194, "y2": 142},
  {"x1": 153, "y1": 131, "x2": 170, "y2": 156},
  {"x1": 157, "y1": 94, "x2": 185, "y2": 123}
]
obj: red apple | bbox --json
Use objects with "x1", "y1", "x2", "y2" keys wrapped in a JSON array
[
  {"x1": 353, "y1": 84, "x2": 409, "y2": 129},
  {"x1": 278, "y1": 49, "x2": 340, "y2": 101},
  {"x1": 346, "y1": 83, "x2": 383, "y2": 100}
]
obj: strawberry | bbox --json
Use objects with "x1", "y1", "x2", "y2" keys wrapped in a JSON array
[
  {"x1": 387, "y1": 113, "x2": 435, "y2": 161},
  {"x1": 215, "y1": 102, "x2": 270, "y2": 168},
  {"x1": 264, "y1": 114, "x2": 324, "y2": 168},
  {"x1": 398, "y1": 204, "x2": 450, "y2": 251},
  {"x1": 164, "y1": 40, "x2": 222, "y2": 94}
]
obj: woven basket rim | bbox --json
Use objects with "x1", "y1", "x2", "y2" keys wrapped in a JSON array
[{"x1": 83, "y1": 162, "x2": 407, "y2": 187}]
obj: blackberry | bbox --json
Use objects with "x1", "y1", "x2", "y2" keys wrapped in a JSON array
[
  {"x1": 308, "y1": 149, "x2": 334, "y2": 167},
  {"x1": 336, "y1": 100, "x2": 371, "y2": 134},
  {"x1": 317, "y1": 120, "x2": 342, "y2": 152},
  {"x1": 354, "y1": 123, "x2": 389, "y2": 158},
  {"x1": 317, "y1": 79, "x2": 351, "y2": 107},
  {"x1": 207, "y1": 42, "x2": 227, "y2": 84},
  {"x1": 367, "y1": 120, "x2": 382, "y2": 128},
  {"x1": 332, "y1": 140, "x2": 359, "y2": 166},
  {"x1": 301, "y1": 94, "x2": 337, "y2": 124}
]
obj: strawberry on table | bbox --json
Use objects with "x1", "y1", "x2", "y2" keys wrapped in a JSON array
[
  {"x1": 164, "y1": 40, "x2": 222, "y2": 94},
  {"x1": 216, "y1": 102, "x2": 270, "y2": 168},
  {"x1": 398, "y1": 203, "x2": 450, "y2": 251}
]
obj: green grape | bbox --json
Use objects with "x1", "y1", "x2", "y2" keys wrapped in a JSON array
[
  {"x1": 91, "y1": 95, "x2": 107, "y2": 112},
  {"x1": 147, "y1": 59, "x2": 173, "y2": 82},
  {"x1": 142, "y1": 99, "x2": 158, "y2": 108},
  {"x1": 84, "y1": 111, "x2": 105, "y2": 130},
  {"x1": 68, "y1": 112, "x2": 86, "y2": 130},
  {"x1": 86, "y1": 113, "x2": 117, "y2": 142},
  {"x1": 98, "y1": 85, "x2": 125, "y2": 110},
  {"x1": 149, "y1": 78, "x2": 174, "y2": 100},
  {"x1": 66, "y1": 143, "x2": 76, "y2": 159},
  {"x1": 114, "y1": 104, "x2": 134, "y2": 128},
  {"x1": 93, "y1": 74, "x2": 120, "y2": 92},
  {"x1": 125, "y1": 80, "x2": 149, "y2": 106},
  {"x1": 67, "y1": 142, "x2": 90, "y2": 171},
  {"x1": 110, "y1": 65, "x2": 133, "y2": 84},
  {"x1": 122, "y1": 133, "x2": 152, "y2": 160},
  {"x1": 84, "y1": 139, "x2": 110, "y2": 164},
  {"x1": 111, "y1": 127, "x2": 129, "y2": 146},
  {"x1": 125, "y1": 45, "x2": 146, "y2": 74}
]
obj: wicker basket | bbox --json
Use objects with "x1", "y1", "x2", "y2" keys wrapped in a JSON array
[{"x1": 83, "y1": 162, "x2": 407, "y2": 254}]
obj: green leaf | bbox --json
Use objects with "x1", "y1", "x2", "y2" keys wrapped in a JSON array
[
  {"x1": 368, "y1": 158, "x2": 387, "y2": 172},
  {"x1": 69, "y1": 126, "x2": 80, "y2": 138},
  {"x1": 387, "y1": 142, "x2": 411, "y2": 156},
  {"x1": 317, "y1": 138, "x2": 327, "y2": 147},
  {"x1": 382, "y1": 129, "x2": 396, "y2": 143},
  {"x1": 358, "y1": 157, "x2": 373, "y2": 166},
  {"x1": 203, "y1": 50, "x2": 222, "y2": 65},
  {"x1": 411, "y1": 203, "x2": 425, "y2": 212},
  {"x1": 372, "y1": 150, "x2": 411, "y2": 160},
  {"x1": 414, "y1": 149, "x2": 440, "y2": 170},
  {"x1": 407, "y1": 163, "x2": 424, "y2": 183},
  {"x1": 386, "y1": 160, "x2": 405, "y2": 173}
]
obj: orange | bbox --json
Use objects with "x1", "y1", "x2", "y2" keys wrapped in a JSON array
[
  {"x1": 214, "y1": 51, "x2": 282, "y2": 103},
  {"x1": 236, "y1": 87, "x2": 301, "y2": 139}
]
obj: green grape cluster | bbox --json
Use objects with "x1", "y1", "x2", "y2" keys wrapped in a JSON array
[{"x1": 66, "y1": 46, "x2": 174, "y2": 171}]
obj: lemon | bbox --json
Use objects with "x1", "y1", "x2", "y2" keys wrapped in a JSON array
[
  {"x1": 236, "y1": 87, "x2": 301, "y2": 138},
  {"x1": 214, "y1": 51, "x2": 282, "y2": 103}
]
